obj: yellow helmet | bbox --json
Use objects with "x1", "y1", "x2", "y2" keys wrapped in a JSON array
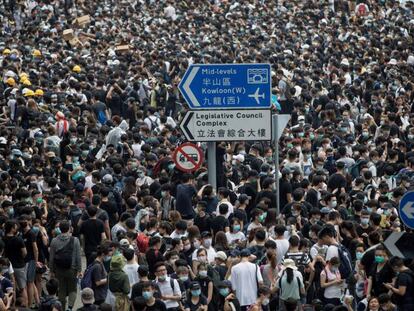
[
  {"x1": 24, "y1": 90, "x2": 35, "y2": 97},
  {"x1": 2, "y1": 49, "x2": 11, "y2": 55},
  {"x1": 19, "y1": 72, "x2": 28, "y2": 80},
  {"x1": 5, "y1": 77, "x2": 16, "y2": 86},
  {"x1": 35, "y1": 89, "x2": 44, "y2": 96},
  {"x1": 32, "y1": 49, "x2": 42, "y2": 57},
  {"x1": 22, "y1": 79, "x2": 32, "y2": 86},
  {"x1": 72, "y1": 65, "x2": 81, "y2": 73}
]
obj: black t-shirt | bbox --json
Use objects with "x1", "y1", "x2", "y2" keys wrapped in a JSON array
[
  {"x1": 279, "y1": 179, "x2": 292, "y2": 210},
  {"x1": 184, "y1": 295, "x2": 207, "y2": 311},
  {"x1": 211, "y1": 215, "x2": 229, "y2": 235},
  {"x1": 256, "y1": 190, "x2": 277, "y2": 209},
  {"x1": 90, "y1": 260, "x2": 108, "y2": 302},
  {"x1": 194, "y1": 214, "x2": 212, "y2": 235},
  {"x1": 4, "y1": 235, "x2": 26, "y2": 268},
  {"x1": 146, "y1": 299, "x2": 167, "y2": 311},
  {"x1": 22, "y1": 229, "x2": 37, "y2": 262},
  {"x1": 176, "y1": 184, "x2": 196, "y2": 219},
  {"x1": 395, "y1": 270, "x2": 414, "y2": 306},
  {"x1": 79, "y1": 219, "x2": 105, "y2": 255},
  {"x1": 100, "y1": 200, "x2": 118, "y2": 227},
  {"x1": 369, "y1": 263, "x2": 395, "y2": 297}
]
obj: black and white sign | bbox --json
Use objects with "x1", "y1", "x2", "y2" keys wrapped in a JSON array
[{"x1": 180, "y1": 109, "x2": 272, "y2": 142}]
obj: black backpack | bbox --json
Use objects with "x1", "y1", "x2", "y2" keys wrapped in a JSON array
[{"x1": 54, "y1": 237, "x2": 74, "y2": 269}]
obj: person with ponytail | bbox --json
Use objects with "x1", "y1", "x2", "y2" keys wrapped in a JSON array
[{"x1": 275, "y1": 258, "x2": 305, "y2": 311}]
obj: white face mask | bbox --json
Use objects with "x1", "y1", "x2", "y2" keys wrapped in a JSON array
[{"x1": 262, "y1": 298, "x2": 270, "y2": 306}]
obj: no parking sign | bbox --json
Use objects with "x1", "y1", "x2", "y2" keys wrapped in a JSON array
[{"x1": 173, "y1": 142, "x2": 204, "y2": 173}]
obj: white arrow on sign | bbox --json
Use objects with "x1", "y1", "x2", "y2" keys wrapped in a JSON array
[
  {"x1": 384, "y1": 232, "x2": 405, "y2": 258},
  {"x1": 402, "y1": 202, "x2": 414, "y2": 219},
  {"x1": 182, "y1": 67, "x2": 200, "y2": 107}
]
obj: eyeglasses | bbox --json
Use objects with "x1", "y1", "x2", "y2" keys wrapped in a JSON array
[{"x1": 156, "y1": 268, "x2": 166, "y2": 273}]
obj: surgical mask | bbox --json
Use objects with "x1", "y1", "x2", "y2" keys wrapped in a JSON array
[
  {"x1": 361, "y1": 218, "x2": 369, "y2": 225},
  {"x1": 70, "y1": 138, "x2": 77, "y2": 144},
  {"x1": 193, "y1": 240, "x2": 201, "y2": 249},
  {"x1": 366, "y1": 207, "x2": 372, "y2": 213},
  {"x1": 356, "y1": 252, "x2": 363, "y2": 260},
  {"x1": 54, "y1": 228, "x2": 61, "y2": 235},
  {"x1": 104, "y1": 255, "x2": 112, "y2": 262},
  {"x1": 219, "y1": 288, "x2": 229, "y2": 297},
  {"x1": 408, "y1": 134, "x2": 414, "y2": 140},
  {"x1": 184, "y1": 244, "x2": 191, "y2": 251},
  {"x1": 179, "y1": 276, "x2": 188, "y2": 282},
  {"x1": 137, "y1": 172, "x2": 145, "y2": 178},
  {"x1": 384, "y1": 209, "x2": 390, "y2": 216},
  {"x1": 161, "y1": 191, "x2": 167, "y2": 198},
  {"x1": 262, "y1": 298, "x2": 270, "y2": 306},
  {"x1": 199, "y1": 270, "x2": 208, "y2": 277},
  {"x1": 191, "y1": 289, "x2": 201, "y2": 296},
  {"x1": 362, "y1": 132, "x2": 369, "y2": 137},
  {"x1": 330, "y1": 201, "x2": 337, "y2": 208},
  {"x1": 287, "y1": 143, "x2": 293, "y2": 149},
  {"x1": 81, "y1": 150, "x2": 89, "y2": 157},
  {"x1": 158, "y1": 275, "x2": 166, "y2": 282},
  {"x1": 142, "y1": 291, "x2": 153, "y2": 300},
  {"x1": 32, "y1": 226, "x2": 40, "y2": 234},
  {"x1": 233, "y1": 224, "x2": 241, "y2": 232},
  {"x1": 375, "y1": 256, "x2": 385, "y2": 264},
  {"x1": 1, "y1": 268, "x2": 8, "y2": 274},
  {"x1": 309, "y1": 133, "x2": 315, "y2": 140},
  {"x1": 72, "y1": 156, "x2": 79, "y2": 163},
  {"x1": 204, "y1": 239, "x2": 212, "y2": 248}
]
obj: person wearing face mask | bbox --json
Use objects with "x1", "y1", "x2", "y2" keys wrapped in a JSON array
[
  {"x1": 319, "y1": 257, "x2": 343, "y2": 306},
  {"x1": 366, "y1": 245, "x2": 394, "y2": 299},
  {"x1": 217, "y1": 280, "x2": 241, "y2": 311},
  {"x1": 193, "y1": 263, "x2": 213, "y2": 307},
  {"x1": 226, "y1": 218, "x2": 246, "y2": 248},
  {"x1": 191, "y1": 232, "x2": 216, "y2": 264},
  {"x1": 184, "y1": 281, "x2": 207, "y2": 311},
  {"x1": 154, "y1": 262, "x2": 181, "y2": 311},
  {"x1": 385, "y1": 257, "x2": 414, "y2": 311},
  {"x1": 247, "y1": 286, "x2": 271, "y2": 311},
  {"x1": 139, "y1": 281, "x2": 167, "y2": 311}
]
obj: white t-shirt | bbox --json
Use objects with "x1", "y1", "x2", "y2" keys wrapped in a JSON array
[
  {"x1": 123, "y1": 262, "x2": 139, "y2": 296},
  {"x1": 216, "y1": 200, "x2": 234, "y2": 218},
  {"x1": 273, "y1": 238, "x2": 290, "y2": 265},
  {"x1": 226, "y1": 231, "x2": 246, "y2": 245},
  {"x1": 230, "y1": 261, "x2": 263, "y2": 306},
  {"x1": 325, "y1": 245, "x2": 339, "y2": 261}
]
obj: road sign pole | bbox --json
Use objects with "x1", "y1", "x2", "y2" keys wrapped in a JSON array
[
  {"x1": 207, "y1": 142, "x2": 217, "y2": 190},
  {"x1": 274, "y1": 113, "x2": 280, "y2": 216}
]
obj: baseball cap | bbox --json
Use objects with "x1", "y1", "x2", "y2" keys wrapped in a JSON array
[
  {"x1": 190, "y1": 282, "x2": 201, "y2": 290},
  {"x1": 215, "y1": 251, "x2": 227, "y2": 261},
  {"x1": 81, "y1": 288, "x2": 94, "y2": 304},
  {"x1": 102, "y1": 174, "x2": 113, "y2": 183}
]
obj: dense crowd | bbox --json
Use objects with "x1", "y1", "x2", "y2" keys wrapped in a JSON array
[{"x1": 1, "y1": 0, "x2": 414, "y2": 311}]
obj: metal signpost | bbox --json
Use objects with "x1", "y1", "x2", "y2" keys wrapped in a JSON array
[
  {"x1": 179, "y1": 63, "x2": 272, "y2": 190},
  {"x1": 272, "y1": 114, "x2": 291, "y2": 215}
]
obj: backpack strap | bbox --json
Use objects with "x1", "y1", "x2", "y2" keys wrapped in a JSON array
[{"x1": 170, "y1": 278, "x2": 175, "y2": 293}]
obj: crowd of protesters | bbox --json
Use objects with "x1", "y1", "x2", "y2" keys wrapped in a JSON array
[{"x1": 0, "y1": 0, "x2": 414, "y2": 311}]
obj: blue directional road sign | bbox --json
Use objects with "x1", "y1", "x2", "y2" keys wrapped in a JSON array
[
  {"x1": 399, "y1": 191, "x2": 414, "y2": 229},
  {"x1": 179, "y1": 63, "x2": 272, "y2": 109}
]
